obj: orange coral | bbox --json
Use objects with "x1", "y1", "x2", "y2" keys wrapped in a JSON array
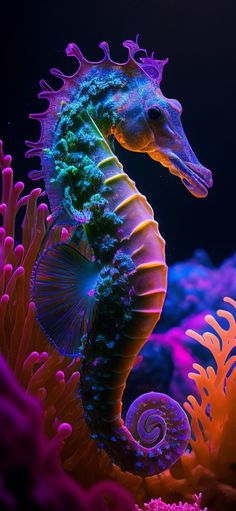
[
  {"x1": 139, "y1": 298, "x2": 236, "y2": 510},
  {"x1": 184, "y1": 297, "x2": 236, "y2": 497}
]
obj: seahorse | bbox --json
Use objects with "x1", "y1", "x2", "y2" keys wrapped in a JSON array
[{"x1": 26, "y1": 37, "x2": 213, "y2": 477}]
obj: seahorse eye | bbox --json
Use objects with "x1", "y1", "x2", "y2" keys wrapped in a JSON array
[{"x1": 147, "y1": 107, "x2": 162, "y2": 121}]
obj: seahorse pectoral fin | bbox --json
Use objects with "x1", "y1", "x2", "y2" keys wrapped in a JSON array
[{"x1": 31, "y1": 242, "x2": 100, "y2": 357}]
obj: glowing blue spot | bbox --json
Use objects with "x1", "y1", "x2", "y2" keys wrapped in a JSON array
[
  {"x1": 135, "y1": 461, "x2": 144, "y2": 468},
  {"x1": 136, "y1": 450, "x2": 144, "y2": 457},
  {"x1": 106, "y1": 340, "x2": 115, "y2": 348},
  {"x1": 85, "y1": 403, "x2": 94, "y2": 411}
]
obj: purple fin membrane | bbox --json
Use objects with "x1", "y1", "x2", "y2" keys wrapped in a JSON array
[{"x1": 31, "y1": 242, "x2": 100, "y2": 356}]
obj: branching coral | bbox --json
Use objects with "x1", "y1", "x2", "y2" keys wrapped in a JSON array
[
  {"x1": 148, "y1": 297, "x2": 236, "y2": 511},
  {"x1": 1, "y1": 140, "x2": 236, "y2": 510},
  {"x1": 183, "y1": 296, "x2": 236, "y2": 507},
  {"x1": 135, "y1": 493, "x2": 207, "y2": 511},
  {"x1": 185, "y1": 297, "x2": 236, "y2": 469},
  {"x1": 126, "y1": 253, "x2": 236, "y2": 412},
  {"x1": 124, "y1": 298, "x2": 236, "y2": 510}
]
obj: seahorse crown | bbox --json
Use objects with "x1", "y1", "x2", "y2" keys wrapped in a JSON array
[
  {"x1": 25, "y1": 35, "x2": 169, "y2": 178},
  {"x1": 65, "y1": 34, "x2": 168, "y2": 87}
]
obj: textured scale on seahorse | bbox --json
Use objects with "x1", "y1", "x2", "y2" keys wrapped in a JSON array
[{"x1": 27, "y1": 36, "x2": 213, "y2": 476}]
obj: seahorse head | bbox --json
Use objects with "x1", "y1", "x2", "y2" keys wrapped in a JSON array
[
  {"x1": 26, "y1": 36, "x2": 213, "y2": 201},
  {"x1": 110, "y1": 38, "x2": 213, "y2": 198}
]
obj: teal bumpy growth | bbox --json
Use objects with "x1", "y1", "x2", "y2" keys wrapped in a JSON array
[{"x1": 27, "y1": 36, "x2": 213, "y2": 476}]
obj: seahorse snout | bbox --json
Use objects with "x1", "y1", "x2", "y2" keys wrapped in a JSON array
[{"x1": 170, "y1": 156, "x2": 213, "y2": 198}]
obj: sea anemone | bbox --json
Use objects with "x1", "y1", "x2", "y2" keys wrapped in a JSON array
[
  {"x1": 0, "y1": 350, "x2": 135, "y2": 510},
  {"x1": 0, "y1": 140, "x2": 112, "y2": 487}
]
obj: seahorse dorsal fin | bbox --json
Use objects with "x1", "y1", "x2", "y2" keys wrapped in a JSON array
[{"x1": 31, "y1": 242, "x2": 100, "y2": 357}]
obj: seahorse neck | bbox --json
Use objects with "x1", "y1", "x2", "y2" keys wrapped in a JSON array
[{"x1": 58, "y1": 66, "x2": 128, "y2": 137}]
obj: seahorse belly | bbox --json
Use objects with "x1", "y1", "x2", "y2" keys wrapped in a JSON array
[
  {"x1": 105, "y1": 171, "x2": 167, "y2": 337},
  {"x1": 80, "y1": 171, "x2": 173, "y2": 476}
]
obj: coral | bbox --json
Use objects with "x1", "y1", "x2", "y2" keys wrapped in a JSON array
[
  {"x1": 126, "y1": 253, "x2": 236, "y2": 409},
  {"x1": 124, "y1": 311, "x2": 214, "y2": 414},
  {"x1": 126, "y1": 297, "x2": 236, "y2": 511},
  {"x1": 184, "y1": 296, "x2": 236, "y2": 491},
  {"x1": 1, "y1": 140, "x2": 236, "y2": 509},
  {"x1": 0, "y1": 351, "x2": 135, "y2": 510},
  {"x1": 160, "y1": 250, "x2": 236, "y2": 330},
  {"x1": 135, "y1": 494, "x2": 207, "y2": 510}
]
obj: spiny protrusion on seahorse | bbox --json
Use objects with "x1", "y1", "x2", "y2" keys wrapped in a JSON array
[
  {"x1": 27, "y1": 37, "x2": 213, "y2": 477},
  {"x1": 99, "y1": 41, "x2": 111, "y2": 60},
  {"x1": 66, "y1": 41, "x2": 87, "y2": 62}
]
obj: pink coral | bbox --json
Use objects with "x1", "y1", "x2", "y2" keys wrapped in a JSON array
[
  {"x1": 135, "y1": 494, "x2": 207, "y2": 510},
  {"x1": 0, "y1": 351, "x2": 135, "y2": 510}
]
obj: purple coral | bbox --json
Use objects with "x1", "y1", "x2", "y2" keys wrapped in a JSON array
[
  {"x1": 160, "y1": 250, "x2": 236, "y2": 330},
  {"x1": 0, "y1": 351, "x2": 135, "y2": 510},
  {"x1": 135, "y1": 494, "x2": 207, "y2": 510}
]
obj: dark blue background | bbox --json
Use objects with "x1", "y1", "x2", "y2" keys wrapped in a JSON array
[{"x1": 1, "y1": 0, "x2": 235, "y2": 265}]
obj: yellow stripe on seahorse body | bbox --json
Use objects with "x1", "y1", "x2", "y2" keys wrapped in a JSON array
[
  {"x1": 114, "y1": 193, "x2": 140, "y2": 212},
  {"x1": 136, "y1": 288, "x2": 166, "y2": 296},
  {"x1": 130, "y1": 219, "x2": 159, "y2": 237},
  {"x1": 131, "y1": 308, "x2": 162, "y2": 314},
  {"x1": 97, "y1": 155, "x2": 123, "y2": 169},
  {"x1": 114, "y1": 193, "x2": 154, "y2": 216},
  {"x1": 104, "y1": 172, "x2": 135, "y2": 187},
  {"x1": 136, "y1": 261, "x2": 165, "y2": 270},
  {"x1": 130, "y1": 245, "x2": 144, "y2": 258}
]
